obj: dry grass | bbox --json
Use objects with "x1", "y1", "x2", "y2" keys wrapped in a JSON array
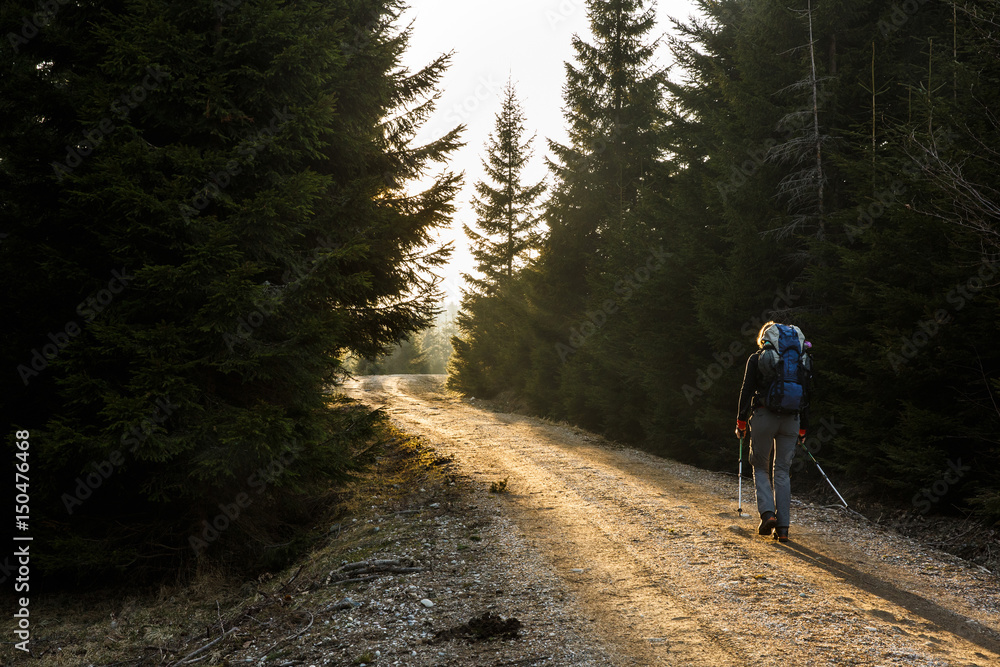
[{"x1": 1, "y1": 425, "x2": 452, "y2": 666}]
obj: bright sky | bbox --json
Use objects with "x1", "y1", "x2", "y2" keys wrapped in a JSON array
[{"x1": 399, "y1": 0, "x2": 704, "y2": 305}]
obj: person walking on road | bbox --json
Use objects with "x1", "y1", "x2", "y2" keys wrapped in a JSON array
[{"x1": 735, "y1": 321, "x2": 812, "y2": 543}]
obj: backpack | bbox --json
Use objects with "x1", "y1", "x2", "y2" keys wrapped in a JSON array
[{"x1": 758, "y1": 323, "x2": 810, "y2": 414}]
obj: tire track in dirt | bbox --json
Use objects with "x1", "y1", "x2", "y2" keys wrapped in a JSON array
[{"x1": 345, "y1": 375, "x2": 1000, "y2": 667}]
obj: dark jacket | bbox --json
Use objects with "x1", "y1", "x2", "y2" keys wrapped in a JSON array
[{"x1": 737, "y1": 349, "x2": 811, "y2": 430}]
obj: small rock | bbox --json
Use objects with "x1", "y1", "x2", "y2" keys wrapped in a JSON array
[
  {"x1": 571, "y1": 568, "x2": 585, "y2": 573},
  {"x1": 421, "y1": 599, "x2": 435, "y2": 608},
  {"x1": 430, "y1": 503, "x2": 440, "y2": 508}
]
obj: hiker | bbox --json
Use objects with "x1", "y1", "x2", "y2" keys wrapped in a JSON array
[{"x1": 735, "y1": 321, "x2": 812, "y2": 543}]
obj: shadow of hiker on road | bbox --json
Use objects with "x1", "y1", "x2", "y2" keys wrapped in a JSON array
[{"x1": 778, "y1": 540, "x2": 1000, "y2": 659}]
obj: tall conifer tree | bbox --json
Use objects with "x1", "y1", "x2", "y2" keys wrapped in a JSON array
[
  {"x1": 0, "y1": 0, "x2": 461, "y2": 576},
  {"x1": 525, "y1": 0, "x2": 668, "y2": 419},
  {"x1": 449, "y1": 81, "x2": 543, "y2": 396},
  {"x1": 548, "y1": 0, "x2": 666, "y2": 233},
  {"x1": 464, "y1": 80, "x2": 544, "y2": 295},
  {"x1": 443, "y1": 0, "x2": 1000, "y2": 527}
]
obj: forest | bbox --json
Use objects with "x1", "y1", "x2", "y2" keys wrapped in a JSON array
[
  {"x1": 450, "y1": 0, "x2": 1000, "y2": 531},
  {"x1": 2, "y1": 0, "x2": 999, "y2": 581},
  {"x1": 351, "y1": 306, "x2": 458, "y2": 376},
  {"x1": 1, "y1": 0, "x2": 462, "y2": 578}
]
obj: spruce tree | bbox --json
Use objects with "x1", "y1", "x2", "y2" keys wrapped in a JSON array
[
  {"x1": 465, "y1": 80, "x2": 544, "y2": 294},
  {"x1": 663, "y1": 0, "x2": 1000, "y2": 515},
  {"x1": 547, "y1": 0, "x2": 665, "y2": 234},
  {"x1": 0, "y1": 0, "x2": 461, "y2": 577},
  {"x1": 523, "y1": 0, "x2": 668, "y2": 419},
  {"x1": 813, "y1": 0, "x2": 1000, "y2": 515},
  {"x1": 449, "y1": 81, "x2": 543, "y2": 396}
]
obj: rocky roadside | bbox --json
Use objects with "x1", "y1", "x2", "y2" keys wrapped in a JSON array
[
  {"x1": 11, "y1": 373, "x2": 999, "y2": 667},
  {"x1": 5, "y1": 431, "x2": 624, "y2": 667},
  {"x1": 216, "y1": 433, "x2": 626, "y2": 667}
]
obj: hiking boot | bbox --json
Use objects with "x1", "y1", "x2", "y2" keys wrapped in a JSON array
[
  {"x1": 773, "y1": 527, "x2": 789, "y2": 543},
  {"x1": 758, "y1": 512, "x2": 777, "y2": 536}
]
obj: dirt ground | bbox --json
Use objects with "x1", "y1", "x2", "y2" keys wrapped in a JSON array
[
  {"x1": 8, "y1": 373, "x2": 999, "y2": 667},
  {"x1": 344, "y1": 374, "x2": 1000, "y2": 667}
]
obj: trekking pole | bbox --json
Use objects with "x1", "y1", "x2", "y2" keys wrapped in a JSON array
[
  {"x1": 799, "y1": 440, "x2": 849, "y2": 509},
  {"x1": 737, "y1": 436, "x2": 746, "y2": 516}
]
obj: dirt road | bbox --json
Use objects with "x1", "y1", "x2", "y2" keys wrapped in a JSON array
[{"x1": 344, "y1": 374, "x2": 1000, "y2": 667}]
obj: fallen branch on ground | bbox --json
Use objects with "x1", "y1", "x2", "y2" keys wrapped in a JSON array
[
  {"x1": 321, "y1": 558, "x2": 426, "y2": 586},
  {"x1": 252, "y1": 611, "x2": 314, "y2": 662},
  {"x1": 168, "y1": 627, "x2": 239, "y2": 666}
]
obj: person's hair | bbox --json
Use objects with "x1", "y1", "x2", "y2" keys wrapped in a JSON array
[{"x1": 756, "y1": 321, "x2": 777, "y2": 348}]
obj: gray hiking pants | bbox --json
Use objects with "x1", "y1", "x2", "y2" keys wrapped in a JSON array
[{"x1": 749, "y1": 407, "x2": 798, "y2": 527}]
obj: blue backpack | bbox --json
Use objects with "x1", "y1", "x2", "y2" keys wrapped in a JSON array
[{"x1": 759, "y1": 324, "x2": 810, "y2": 414}]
